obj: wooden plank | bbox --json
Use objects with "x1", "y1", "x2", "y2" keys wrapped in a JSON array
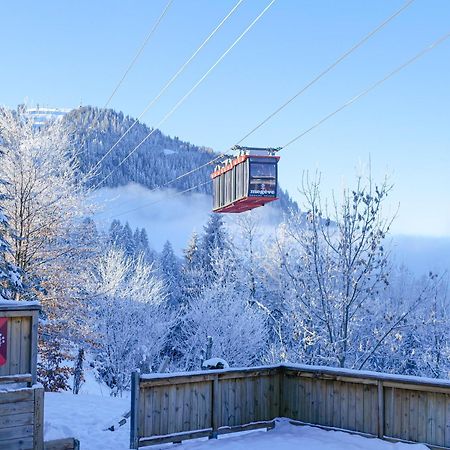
[
  {"x1": 30, "y1": 311, "x2": 38, "y2": 385},
  {"x1": 0, "y1": 437, "x2": 34, "y2": 450},
  {"x1": 246, "y1": 376, "x2": 254, "y2": 424},
  {"x1": 174, "y1": 384, "x2": 184, "y2": 435},
  {"x1": 332, "y1": 380, "x2": 341, "y2": 429},
  {"x1": 0, "y1": 400, "x2": 34, "y2": 417},
  {"x1": 0, "y1": 424, "x2": 33, "y2": 441},
  {"x1": 435, "y1": 391, "x2": 446, "y2": 447},
  {"x1": 10, "y1": 318, "x2": 22, "y2": 376},
  {"x1": 347, "y1": 383, "x2": 356, "y2": 431},
  {"x1": 130, "y1": 371, "x2": 140, "y2": 449},
  {"x1": 0, "y1": 412, "x2": 33, "y2": 429},
  {"x1": 0, "y1": 311, "x2": 36, "y2": 317},
  {"x1": 151, "y1": 386, "x2": 162, "y2": 436},
  {"x1": 199, "y1": 382, "x2": 210, "y2": 430},
  {"x1": 355, "y1": 383, "x2": 364, "y2": 432},
  {"x1": 383, "y1": 382, "x2": 450, "y2": 395},
  {"x1": 139, "y1": 367, "x2": 280, "y2": 389},
  {"x1": 142, "y1": 386, "x2": 152, "y2": 438},
  {"x1": 363, "y1": 384, "x2": 374, "y2": 435},
  {"x1": 167, "y1": 385, "x2": 177, "y2": 434},
  {"x1": 417, "y1": 390, "x2": 427, "y2": 444},
  {"x1": 401, "y1": 388, "x2": 410, "y2": 441},
  {"x1": 393, "y1": 388, "x2": 403, "y2": 439},
  {"x1": 0, "y1": 389, "x2": 34, "y2": 404},
  {"x1": 427, "y1": 392, "x2": 437, "y2": 446},
  {"x1": 44, "y1": 438, "x2": 79, "y2": 450},
  {"x1": 377, "y1": 381, "x2": 384, "y2": 438},
  {"x1": 20, "y1": 317, "x2": 31, "y2": 375},
  {"x1": 211, "y1": 375, "x2": 219, "y2": 437},
  {"x1": 303, "y1": 377, "x2": 312, "y2": 423},
  {"x1": 0, "y1": 374, "x2": 32, "y2": 384},
  {"x1": 234, "y1": 377, "x2": 242, "y2": 426},
  {"x1": 218, "y1": 420, "x2": 275, "y2": 435},
  {"x1": 340, "y1": 381, "x2": 349, "y2": 430},
  {"x1": 139, "y1": 429, "x2": 211, "y2": 447},
  {"x1": 34, "y1": 386, "x2": 44, "y2": 450},
  {"x1": 159, "y1": 387, "x2": 170, "y2": 435},
  {"x1": 324, "y1": 380, "x2": 334, "y2": 427},
  {"x1": 408, "y1": 389, "x2": 418, "y2": 442},
  {"x1": 445, "y1": 394, "x2": 450, "y2": 447},
  {"x1": 182, "y1": 383, "x2": 191, "y2": 431},
  {"x1": 0, "y1": 303, "x2": 41, "y2": 313}
]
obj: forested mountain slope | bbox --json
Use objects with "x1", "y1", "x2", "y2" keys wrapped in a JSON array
[{"x1": 64, "y1": 106, "x2": 298, "y2": 213}]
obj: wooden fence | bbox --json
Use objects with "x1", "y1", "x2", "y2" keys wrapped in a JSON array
[
  {"x1": 0, "y1": 384, "x2": 44, "y2": 450},
  {"x1": 131, "y1": 363, "x2": 450, "y2": 449}
]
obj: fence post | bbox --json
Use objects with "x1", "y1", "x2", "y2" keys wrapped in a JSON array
[
  {"x1": 210, "y1": 374, "x2": 219, "y2": 439},
  {"x1": 33, "y1": 386, "x2": 44, "y2": 450},
  {"x1": 377, "y1": 380, "x2": 384, "y2": 439},
  {"x1": 130, "y1": 371, "x2": 141, "y2": 449}
]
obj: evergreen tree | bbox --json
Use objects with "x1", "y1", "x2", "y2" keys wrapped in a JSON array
[
  {"x1": 159, "y1": 241, "x2": 181, "y2": 307},
  {"x1": 199, "y1": 214, "x2": 231, "y2": 282},
  {"x1": 108, "y1": 220, "x2": 123, "y2": 247}
]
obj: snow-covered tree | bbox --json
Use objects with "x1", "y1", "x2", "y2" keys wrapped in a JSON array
[
  {"x1": 175, "y1": 249, "x2": 268, "y2": 370},
  {"x1": 0, "y1": 107, "x2": 93, "y2": 389},
  {"x1": 92, "y1": 247, "x2": 169, "y2": 396},
  {"x1": 159, "y1": 241, "x2": 181, "y2": 307},
  {"x1": 277, "y1": 173, "x2": 396, "y2": 368},
  {"x1": 0, "y1": 187, "x2": 22, "y2": 301}
]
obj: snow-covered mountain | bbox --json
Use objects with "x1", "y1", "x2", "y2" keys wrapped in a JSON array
[
  {"x1": 66, "y1": 106, "x2": 296, "y2": 208},
  {"x1": 64, "y1": 106, "x2": 296, "y2": 252}
]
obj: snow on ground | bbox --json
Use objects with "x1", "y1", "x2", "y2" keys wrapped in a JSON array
[
  {"x1": 44, "y1": 392, "x2": 130, "y2": 449},
  {"x1": 44, "y1": 392, "x2": 428, "y2": 450}
]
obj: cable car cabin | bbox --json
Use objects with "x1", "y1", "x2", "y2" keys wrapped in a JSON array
[{"x1": 211, "y1": 148, "x2": 280, "y2": 213}]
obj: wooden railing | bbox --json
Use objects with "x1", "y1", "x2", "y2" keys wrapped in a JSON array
[{"x1": 130, "y1": 363, "x2": 450, "y2": 449}]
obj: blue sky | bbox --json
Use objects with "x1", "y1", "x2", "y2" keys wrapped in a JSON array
[{"x1": 1, "y1": 0, "x2": 449, "y2": 237}]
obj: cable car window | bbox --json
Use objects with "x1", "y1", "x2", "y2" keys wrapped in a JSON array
[{"x1": 250, "y1": 162, "x2": 276, "y2": 178}]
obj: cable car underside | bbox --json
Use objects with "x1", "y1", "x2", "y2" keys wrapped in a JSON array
[{"x1": 211, "y1": 146, "x2": 280, "y2": 213}]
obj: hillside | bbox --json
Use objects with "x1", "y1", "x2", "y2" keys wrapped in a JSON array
[{"x1": 64, "y1": 106, "x2": 298, "y2": 213}]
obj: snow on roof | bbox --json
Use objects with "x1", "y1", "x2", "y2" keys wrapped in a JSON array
[
  {"x1": 140, "y1": 362, "x2": 450, "y2": 389},
  {"x1": 0, "y1": 299, "x2": 41, "y2": 311}
]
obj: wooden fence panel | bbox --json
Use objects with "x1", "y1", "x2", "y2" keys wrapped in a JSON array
[
  {"x1": 140, "y1": 379, "x2": 212, "y2": 438},
  {"x1": 133, "y1": 364, "x2": 450, "y2": 449},
  {"x1": 0, "y1": 385, "x2": 43, "y2": 450},
  {"x1": 384, "y1": 386, "x2": 450, "y2": 448}
]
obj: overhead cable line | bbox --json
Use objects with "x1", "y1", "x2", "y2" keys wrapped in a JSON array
[
  {"x1": 90, "y1": 0, "x2": 245, "y2": 174},
  {"x1": 104, "y1": 0, "x2": 175, "y2": 108},
  {"x1": 281, "y1": 30, "x2": 450, "y2": 149},
  {"x1": 105, "y1": 29, "x2": 450, "y2": 217},
  {"x1": 235, "y1": 0, "x2": 416, "y2": 145},
  {"x1": 94, "y1": 0, "x2": 277, "y2": 189},
  {"x1": 99, "y1": 0, "x2": 414, "y2": 194},
  {"x1": 75, "y1": 0, "x2": 174, "y2": 156}
]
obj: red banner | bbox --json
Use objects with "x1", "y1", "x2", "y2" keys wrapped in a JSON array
[{"x1": 0, "y1": 318, "x2": 7, "y2": 366}]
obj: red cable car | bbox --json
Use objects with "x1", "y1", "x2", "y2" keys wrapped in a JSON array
[{"x1": 211, "y1": 146, "x2": 280, "y2": 213}]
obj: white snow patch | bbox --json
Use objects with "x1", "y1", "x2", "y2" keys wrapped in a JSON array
[
  {"x1": 202, "y1": 357, "x2": 229, "y2": 369},
  {"x1": 163, "y1": 148, "x2": 177, "y2": 155}
]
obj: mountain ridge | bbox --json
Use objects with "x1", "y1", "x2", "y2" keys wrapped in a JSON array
[{"x1": 63, "y1": 106, "x2": 298, "y2": 213}]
